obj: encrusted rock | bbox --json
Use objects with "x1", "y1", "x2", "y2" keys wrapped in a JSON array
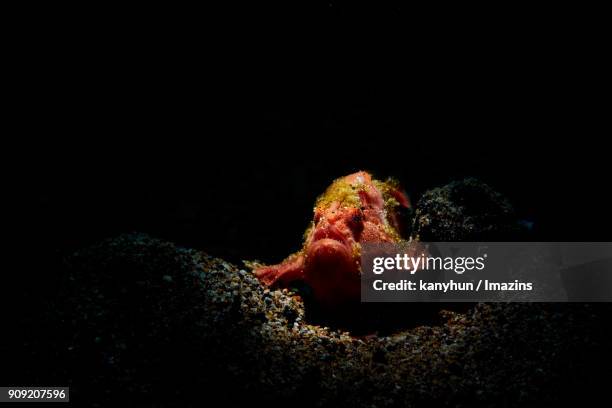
[
  {"x1": 412, "y1": 178, "x2": 521, "y2": 241},
  {"x1": 21, "y1": 233, "x2": 610, "y2": 407}
]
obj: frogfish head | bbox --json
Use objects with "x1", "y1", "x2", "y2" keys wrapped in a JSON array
[{"x1": 301, "y1": 171, "x2": 410, "y2": 305}]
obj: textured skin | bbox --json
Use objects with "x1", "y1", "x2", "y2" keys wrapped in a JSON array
[
  {"x1": 412, "y1": 178, "x2": 519, "y2": 242},
  {"x1": 255, "y1": 171, "x2": 410, "y2": 305}
]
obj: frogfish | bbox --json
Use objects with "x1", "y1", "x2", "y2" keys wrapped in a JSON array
[{"x1": 254, "y1": 171, "x2": 410, "y2": 306}]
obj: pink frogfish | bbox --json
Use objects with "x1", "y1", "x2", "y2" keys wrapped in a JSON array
[{"x1": 254, "y1": 171, "x2": 410, "y2": 306}]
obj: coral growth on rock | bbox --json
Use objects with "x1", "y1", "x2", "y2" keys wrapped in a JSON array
[
  {"x1": 412, "y1": 178, "x2": 521, "y2": 241},
  {"x1": 21, "y1": 233, "x2": 611, "y2": 407}
]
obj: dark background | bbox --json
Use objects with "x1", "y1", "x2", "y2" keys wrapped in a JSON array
[
  {"x1": 9, "y1": 3, "x2": 610, "y2": 309},
  {"x1": 3, "y1": 5, "x2": 611, "y2": 407}
]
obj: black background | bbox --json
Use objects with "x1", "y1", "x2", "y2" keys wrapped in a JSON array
[
  {"x1": 3, "y1": 6, "x2": 611, "y2": 407},
  {"x1": 9, "y1": 3, "x2": 610, "y2": 308}
]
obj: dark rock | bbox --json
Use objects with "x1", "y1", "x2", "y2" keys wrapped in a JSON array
[
  {"x1": 20, "y1": 233, "x2": 612, "y2": 407},
  {"x1": 412, "y1": 178, "x2": 522, "y2": 241}
]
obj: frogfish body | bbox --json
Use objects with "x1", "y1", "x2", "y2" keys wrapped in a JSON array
[{"x1": 254, "y1": 171, "x2": 410, "y2": 306}]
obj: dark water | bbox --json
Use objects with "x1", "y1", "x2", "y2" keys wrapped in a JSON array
[{"x1": 15, "y1": 14, "x2": 609, "y2": 329}]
